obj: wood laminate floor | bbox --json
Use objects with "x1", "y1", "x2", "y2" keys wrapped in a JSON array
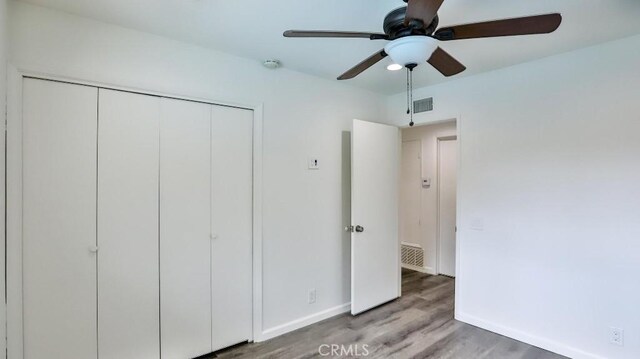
[{"x1": 211, "y1": 269, "x2": 566, "y2": 359}]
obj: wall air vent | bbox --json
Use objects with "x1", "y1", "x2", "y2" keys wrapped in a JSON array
[
  {"x1": 413, "y1": 97, "x2": 433, "y2": 114},
  {"x1": 401, "y1": 243, "x2": 424, "y2": 268}
]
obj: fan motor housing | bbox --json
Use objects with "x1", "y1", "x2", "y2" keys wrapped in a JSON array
[{"x1": 383, "y1": 6, "x2": 439, "y2": 39}]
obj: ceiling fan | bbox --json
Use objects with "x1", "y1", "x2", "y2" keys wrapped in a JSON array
[{"x1": 283, "y1": 0, "x2": 562, "y2": 80}]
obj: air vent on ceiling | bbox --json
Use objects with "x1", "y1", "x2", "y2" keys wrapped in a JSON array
[
  {"x1": 413, "y1": 97, "x2": 433, "y2": 114},
  {"x1": 401, "y1": 243, "x2": 424, "y2": 268}
]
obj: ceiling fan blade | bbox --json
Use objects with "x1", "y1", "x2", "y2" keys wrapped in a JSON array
[
  {"x1": 338, "y1": 50, "x2": 388, "y2": 80},
  {"x1": 405, "y1": 0, "x2": 445, "y2": 27},
  {"x1": 284, "y1": 30, "x2": 388, "y2": 40},
  {"x1": 434, "y1": 13, "x2": 562, "y2": 41},
  {"x1": 428, "y1": 47, "x2": 466, "y2": 77}
]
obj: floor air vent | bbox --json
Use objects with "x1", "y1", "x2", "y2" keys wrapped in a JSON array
[
  {"x1": 413, "y1": 97, "x2": 433, "y2": 113},
  {"x1": 401, "y1": 243, "x2": 424, "y2": 268}
]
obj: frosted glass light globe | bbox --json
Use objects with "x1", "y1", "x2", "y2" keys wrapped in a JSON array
[{"x1": 384, "y1": 36, "x2": 438, "y2": 66}]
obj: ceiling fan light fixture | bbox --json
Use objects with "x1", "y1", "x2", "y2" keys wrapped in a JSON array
[
  {"x1": 384, "y1": 36, "x2": 438, "y2": 67},
  {"x1": 387, "y1": 63, "x2": 403, "y2": 71}
]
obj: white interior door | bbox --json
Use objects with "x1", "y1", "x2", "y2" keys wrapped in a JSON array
[
  {"x1": 210, "y1": 105, "x2": 253, "y2": 351},
  {"x1": 22, "y1": 78, "x2": 98, "y2": 359},
  {"x1": 438, "y1": 139, "x2": 458, "y2": 277},
  {"x1": 160, "y1": 98, "x2": 212, "y2": 359},
  {"x1": 97, "y1": 89, "x2": 160, "y2": 359},
  {"x1": 400, "y1": 141, "x2": 422, "y2": 246},
  {"x1": 351, "y1": 119, "x2": 400, "y2": 315}
]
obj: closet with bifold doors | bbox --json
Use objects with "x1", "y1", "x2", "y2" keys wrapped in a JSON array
[{"x1": 19, "y1": 77, "x2": 253, "y2": 359}]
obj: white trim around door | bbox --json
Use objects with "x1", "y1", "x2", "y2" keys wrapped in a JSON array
[{"x1": 436, "y1": 135, "x2": 458, "y2": 278}]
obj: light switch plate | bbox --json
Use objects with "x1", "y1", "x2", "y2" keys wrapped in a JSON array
[
  {"x1": 308, "y1": 158, "x2": 320, "y2": 170},
  {"x1": 470, "y1": 217, "x2": 484, "y2": 231}
]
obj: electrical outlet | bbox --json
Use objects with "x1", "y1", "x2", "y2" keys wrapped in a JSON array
[
  {"x1": 610, "y1": 327, "x2": 624, "y2": 346},
  {"x1": 308, "y1": 289, "x2": 317, "y2": 304}
]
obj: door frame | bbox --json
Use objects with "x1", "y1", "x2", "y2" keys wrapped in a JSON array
[
  {"x1": 4, "y1": 67, "x2": 266, "y2": 358},
  {"x1": 436, "y1": 135, "x2": 458, "y2": 277}
]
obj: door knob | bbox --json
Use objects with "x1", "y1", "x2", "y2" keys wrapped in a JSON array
[
  {"x1": 88, "y1": 245, "x2": 99, "y2": 253},
  {"x1": 345, "y1": 225, "x2": 365, "y2": 233},
  {"x1": 210, "y1": 234, "x2": 219, "y2": 240}
]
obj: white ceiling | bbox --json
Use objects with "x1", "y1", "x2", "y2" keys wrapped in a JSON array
[{"x1": 18, "y1": 0, "x2": 640, "y2": 94}]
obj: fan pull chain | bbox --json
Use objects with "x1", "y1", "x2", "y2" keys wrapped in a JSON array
[
  {"x1": 409, "y1": 67, "x2": 415, "y2": 127},
  {"x1": 405, "y1": 65, "x2": 417, "y2": 127},
  {"x1": 406, "y1": 68, "x2": 410, "y2": 115}
]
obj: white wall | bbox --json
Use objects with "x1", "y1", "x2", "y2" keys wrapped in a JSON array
[
  {"x1": 401, "y1": 122, "x2": 456, "y2": 274},
  {"x1": 8, "y1": 1, "x2": 388, "y2": 339},
  {"x1": 0, "y1": 0, "x2": 6, "y2": 356},
  {"x1": 388, "y1": 35, "x2": 640, "y2": 359}
]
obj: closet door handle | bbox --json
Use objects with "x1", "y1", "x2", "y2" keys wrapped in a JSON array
[
  {"x1": 210, "y1": 234, "x2": 219, "y2": 240},
  {"x1": 88, "y1": 245, "x2": 99, "y2": 253}
]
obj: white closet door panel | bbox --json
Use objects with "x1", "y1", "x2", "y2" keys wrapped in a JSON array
[
  {"x1": 160, "y1": 98, "x2": 212, "y2": 359},
  {"x1": 97, "y1": 89, "x2": 160, "y2": 359},
  {"x1": 22, "y1": 78, "x2": 98, "y2": 359},
  {"x1": 210, "y1": 106, "x2": 253, "y2": 351}
]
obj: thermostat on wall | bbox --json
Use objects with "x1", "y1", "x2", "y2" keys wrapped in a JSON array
[{"x1": 422, "y1": 177, "x2": 431, "y2": 188}]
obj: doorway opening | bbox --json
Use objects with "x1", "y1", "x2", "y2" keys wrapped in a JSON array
[{"x1": 400, "y1": 120, "x2": 458, "y2": 278}]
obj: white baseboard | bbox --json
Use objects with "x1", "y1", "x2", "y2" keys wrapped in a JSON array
[
  {"x1": 402, "y1": 264, "x2": 436, "y2": 275},
  {"x1": 456, "y1": 312, "x2": 605, "y2": 359},
  {"x1": 258, "y1": 303, "x2": 351, "y2": 342}
]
